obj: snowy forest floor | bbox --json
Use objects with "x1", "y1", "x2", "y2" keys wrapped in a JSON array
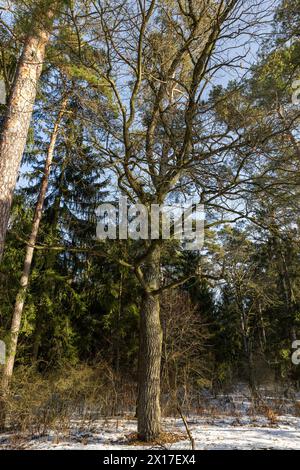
[
  {"x1": 1, "y1": 414, "x2": 300, "y2": 450},
  {"x1": 1, "y1": 385, "x2": 300, "y2": 450}
]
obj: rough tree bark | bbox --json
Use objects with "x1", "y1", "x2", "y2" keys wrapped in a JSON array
[
  {"x1": 137, "y1": 246, "x2": 163, "y2": 441},
  {"x1": 0, "y1": 2, "x2": 57, "y2": 261},
  {"x1": 0, "y1": 96, "x2": 67, "y2": 429}
]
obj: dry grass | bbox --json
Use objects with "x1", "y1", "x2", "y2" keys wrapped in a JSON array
[
  {"x1": 3, "y1": 362, "x2": 136, "y2": 438},
  {"x1": 295, "y1": 401, "x2": 300, "y2": 416},
  {"x1": 264, "y1": 407, "x2": 278, "y2": 425},
  {"x1": 123, "y1": 431, "x2": 187, "y2": 447}
]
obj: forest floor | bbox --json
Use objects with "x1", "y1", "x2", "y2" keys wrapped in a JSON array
[
  {"x1": 1, "y1": 386, "x2": 300, "y2": 450},
  {"x1": 1, "y1": 414, "x2": 300, "y2": 450}
]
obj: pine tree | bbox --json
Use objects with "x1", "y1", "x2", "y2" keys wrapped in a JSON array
[{"x1": 0, "y1": 1, "x2": 60, "y2": 260}]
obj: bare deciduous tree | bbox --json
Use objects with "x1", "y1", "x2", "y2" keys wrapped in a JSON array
[{"x1": 49, "y1": 0, "x2": 273, "y2": 440}]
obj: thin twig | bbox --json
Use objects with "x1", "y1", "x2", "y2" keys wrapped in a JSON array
[{"x1": 177, "y1": 405, "x2": 195, "y2": 450}]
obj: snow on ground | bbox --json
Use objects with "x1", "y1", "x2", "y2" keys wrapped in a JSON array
[{"x1": 1, "y1": 415, "x2": 300, "y2": 450}]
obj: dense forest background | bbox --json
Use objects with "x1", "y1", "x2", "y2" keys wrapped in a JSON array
[{"x1": 1, "y1": 0, "x2": 300, "y2": 441}]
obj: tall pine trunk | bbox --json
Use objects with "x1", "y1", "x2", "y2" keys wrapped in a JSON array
[
  {"x1": 0, "y1": 3, "x2": 57, "y2": 261},
  {"x1": 0, "y1": 97, "x2": 67, "y2": 429},
  {"x1": 137, "y1": 246, "x2": 162, "y2": 441}
]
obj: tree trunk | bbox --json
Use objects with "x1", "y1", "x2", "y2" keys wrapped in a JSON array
[
  {"x1": 258, "y1": 301, "x2": 267, "y2": 350},
  {"x1": 247, "y1": 347, "x2": 258, "y2": 399},
  {"x1": 0, "y1": 97, "x2": 67, "y2": 429},
  {"x1": 115, "y1": 271, "x2": 124, "y2": 376},
  {"x1": 0, "y1": 4, "x2": 57, "y2": 261},
  {"x1": 137, "y1": 247, "x2": 162, "y2": 441}
]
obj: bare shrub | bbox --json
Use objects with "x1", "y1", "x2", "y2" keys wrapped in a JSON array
[
  {"x1": 5, "y1": 361, "x2": 136, "y2": 438},
  {"x1": 160, "y1": 290, "x2": 212, "y2": 415},
  {"x1": 295, "y1": 400, "x2": 300, "y2": 416}
]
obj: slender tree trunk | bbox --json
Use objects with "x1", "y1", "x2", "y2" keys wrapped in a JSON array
[
  {"x1": 115, "y1": 271, "x2": 124, "y2": 376},
  {"x1": 238, "y1": 303, "x2": 258, "y2": 399},
  {"x1": 247, "y1": 346, "x2": 258, "y2": 399},
  {"x1": 0, "y1": 97, "x2": 67, "y2": 429},
  {"x1": 272, "y1": 233, "x2": 297, "y2": 343},
  {"x1": 0, "y1": 3, "x2": 57, "y2": 261},
  {"x1": 258, "y1": 301, "x2": 267, "y2": 350},
  {"x1": 137, "y1": 247, "x2": 162, "y2": 441},
  {"x1": 32, "y1": 325, "x2": 42, "y2": 363}
]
